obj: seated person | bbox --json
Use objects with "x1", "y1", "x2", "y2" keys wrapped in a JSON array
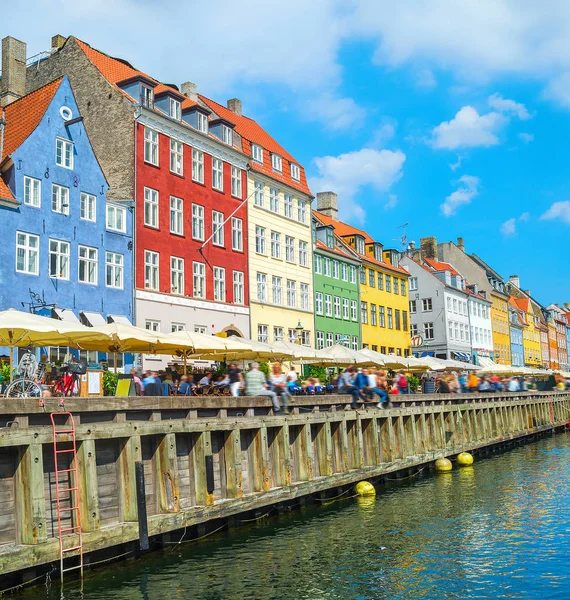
[{"x1": 176, "y1": 375, "x2": 193, "y2": 395}]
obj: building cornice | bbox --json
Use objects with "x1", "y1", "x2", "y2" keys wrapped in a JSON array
[
  {"x1": 136, "y1": 289, "x2": 250, "y2": 315},
  {"x1": 138, "y1": 109, "x2": 249, "y2": 169},
  {"x1": 247, "y1": 170, "x2": 312, "y2": 202}
]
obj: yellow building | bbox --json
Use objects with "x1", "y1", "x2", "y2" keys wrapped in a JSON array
[
  {"x1": 201, "y1": 97, "x2": 314, "y2": 345},
  {"x1": 491, "y1": 291, "x2": 511, "y2": 364},
  {"x1": 512, "y1": 297, "x2": 541, "y2": 367},
  {"x1": 314, "y1": 208, "x2": 410, "y2": 355}
]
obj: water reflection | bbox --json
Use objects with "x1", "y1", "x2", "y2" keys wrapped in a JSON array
[{"x1": 16, "y1": 434, "x2": 570, "y2": 600}]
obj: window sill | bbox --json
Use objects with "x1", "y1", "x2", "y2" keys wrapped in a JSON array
[
  {"x1": 144, "y1": 224, "x2": 160, "y2": 231},
  {"x1": 169, "y1": 170, "x2": 185, "y2": 179},
  {"x1": 170, "y1": 231, "x2": 185, "y2": 238},
  {"x1": 143, "y1": 160, "x2": 160, "y2": 169}
]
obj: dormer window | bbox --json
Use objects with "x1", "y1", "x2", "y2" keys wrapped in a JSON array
[
  {"x1": 196, "y1": 112, "x2": 208, "y2": 134},
  {"x1": 355, "y1": 235, "x2": 365, "y2": 255},
  {"x1": 222, "y1": 125, "x2": 232, "y2": 145},
  {"x1": 141, "y1": 85, "x2": 154, "y2": 109},
  {"x1": 271, "y1": 153, "x2": 282, "y2": 173},
  {"x1": 325, "y1": 228, "x2": 334, "y2": 249},
  {"x1": 252, "y1": 144, "x2": 263, "y2": 163},
  {"x1": 291, "y1": 164, "x2": 301, "y2": 181},
  {"x1": 373, "y1": 243, "x2": 383, "y2": 262},
  {"x1": 169, "y1": 98, "x2": 181, "y2": 120}
]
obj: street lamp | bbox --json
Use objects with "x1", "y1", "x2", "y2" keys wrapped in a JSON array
[{"x1": 295, "y1": 320, "x2": 304, "y2": 345}]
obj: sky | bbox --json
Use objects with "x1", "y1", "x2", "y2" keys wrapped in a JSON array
[{"x1": 3, "y1": 0, "x2": 569, "y2": 306}]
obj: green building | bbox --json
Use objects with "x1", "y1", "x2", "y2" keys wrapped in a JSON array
[{"x1": 312, "y1": 208, "x2": 361, "y2": 350}]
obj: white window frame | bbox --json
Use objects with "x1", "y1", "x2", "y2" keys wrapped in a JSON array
[
  {"x1": 144, "y1": 128, "x2": 159, "y2": 166},
  {"x1": 315, "y1": 292, "x2": 324, "y2": 315},
  {"x1": 422, "y1": 298, "x2": 433, "y2": 312},
  {"x1": 326, "y1": 332, "x2": 333, "y2": 347},
  {"x1": 52, "y1": 184, "x2": 69, "y2": 215},
  {"x1": 192, "y1": 204, "x2": 205, "y2": 241},
  {"x1": 257, "y1": 324, "x2": 268, "y2": 343},
  {"x1": 257, "y1": 273, "x2": 267, "y2": 302},
  {"x1": 343, "y1": 298, "x2": 349, "y2": 320},
  {"x1": 269, "y1": 187, "x2": 279, "y2": 212},
  {"x1": 16, "y1": 231, "x2": 39, "y2": 275},
  {"x1": 49, "y1": 239, "x2": 70, "y2": 280},
  {"x1": 144, "y1": 187, "x2": 159, "y2": 228},
  {"x1": 105, "y1": 251, "x2": 123, "y2": 289},
  {"x1": 231, "y1": 166, "x2": 242, "y2": 198},
  {"x1": 284, "y1": 194, "x2": 293, "y2": 218},
  {"x1": 212, "y1": 210, "x2": 224, "y2": 246},
  {"x1": 144, "y1": 250, "x2": 159, "y2": 290},
  {"x1": 316, "y1": 331, "x2": 324, "y2": 350},
  {"x1": 285, "y1": 236, "x2": 295, "y2": 263},
  {"x1": 56, "y1": 137, "x2": 73, "y2": 169},
  {"x1": 297, "y1": 200, "x2": 307, "y2": 223},
  {"x1": 193, "y1": 261, "x2": 206, "y2": 298},
  {"x1": 214, "y1": 266, "x2": 226, "y2": 302},
  {"x1": 351, "y1": 300, "x2": 357, "y2": 322},
  {"x1": 23, "y1": 176, "x2": 41, "y2": 208},
  {"x1": 315, "y1": 255, "x2": 322, "y2": 274},
  {"x1": 286, "y1": 280, "x2": 296, "y2": 308},
  {"x1": 409, "y1": 277, "x2": 418, "y2": 291},
  {"x1": 169, "y1": 97, "x2": 181, "y2": 121},
  {"x1": 192, "y1": 149, "x2": 204, "y2": 183},
  {"x1": 145, "y1": 319, "x2": 160, "y2": 332},
  {"x1": 271, "y1": 153, "x2": 282, "y2": 172},
  {"x1": 212, "y1": 158, "x2": 224, "y2": 191},
  {"x1": 325, "y1": 294, "x2": 333, "y2": 317},
  {"x1": 256, "y1": 226, "x2": 266, "y2": 255},
  {"x1": 300, "y1": 283, "x2": 310, "y2": 311},
  {"x1": 170, "y1": 256, "x2": 184, "y2": 295},
  {"x1": 254, "y1": 180, "x2": 264, "y2": 207},
  {"x1": 170, "y1": 196, "x2": 183, "y2": 235},
  {"x1": 170, "y1": 139, "x2": 183, "y2": 175},
  {"x1": 222, "y1": 124, "x2": 232, "y2": 145},
  {"x1": 290, "y1": 163, "x2": 300, "y2": 181},
  {"x1": 196, "y1": 111, "x2": 208, "y2": 134},
  {"x1": 424, "y1": 322, "x2": 434, "y2": 340},
  {"x1": 78, "y1": 245, "x2": 98, "y2": 285},
  {"x1": 299, "y1": 241, "x2": 308, "y2": 267},
  {"x1": 233, "y1": 271, "x2": 244, "y2": 304},
  {"x1": 334, "y1": 296, "x2": 341, "y2": 319},
  {"x1": 79, "y1": 192, "x2": 96, "y2": 222},
  {"x1": 231, "y1": 217, "x2": 243, "y2": 251},
  {"x1": 106, "y1": 204, "x2": 126, "y2": 232},
  {"x1": 274, "y1": 326, "x2": 284, "y2": 343},
  {"x1": 252, "y1": 144, "x2": 263, "y2": 163},
  {"x1": 141, "y1": 86, "x2": 154, "y2": 109},
  {"x1": 270, "y1": 231, "x2": 281, "y2": 259},
  {"x1": 272, "y1": 276, "x2": 283, "y2": 305},
  {"x1": 350, "y1": 266, "x2": 356, "y2": 284}
]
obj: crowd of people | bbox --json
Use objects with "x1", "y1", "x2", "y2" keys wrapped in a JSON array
[{"x1": 434, "y1": 372, "x2": 540, "y2": 394}]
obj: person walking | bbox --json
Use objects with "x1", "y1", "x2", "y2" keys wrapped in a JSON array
[
  {"x1": 369, "y1": 369, "x2": 389, "y2": 407},
  {"x1": 270, "y1": 363, "x2": 290, "y2": 413},
  {"x1": 228, "y1": 362, "x2": 243, "y2": 397},
  {"x1": 245, "y1": 363, "x2": 280, "y2": 412},
  {"x1": 507, "y1": 377, "x2": 520, "y2": 392},
  {"x1": 468, "y1": 372, "x2": 479, "y2": 393},
  {"x1": 338, "y1": 366, "x2": 362, "y2": 409},
  {"x1": 395, "y1": 370, "x2": 409, "y2": 394}
]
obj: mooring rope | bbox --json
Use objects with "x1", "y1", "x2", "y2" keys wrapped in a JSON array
[
  {"x1": 385, "y1": 465, "x2": 427, "y2": 481},
  {"x1": 0, "y1": 568, "x2": 56, "y2": 596},
  {"x1": 163, "y1": 522, "x2": 227, "y2": 550}
]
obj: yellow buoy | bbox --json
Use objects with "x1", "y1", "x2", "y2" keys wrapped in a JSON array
[
  {"x1": 434, "y1": 457, "x2": 452, "y2": 472},
  {"x1": 457, "y1": 452, "x2": 474, "y2": 467},
  {"x1": 355, "y1": 481, "x2": 376, "y2": 496}
]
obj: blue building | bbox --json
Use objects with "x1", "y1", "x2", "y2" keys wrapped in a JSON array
[
  {"x1": 508, "y1": 303, "x2": 525, "y2": 368},
  {"x1": 0, "y1": 76, "x2": 133, "y2": 369}
]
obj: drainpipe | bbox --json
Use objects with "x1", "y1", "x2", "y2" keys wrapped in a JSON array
[
  {"x1": 133, "y1": 107, "x2": 142, "y2": 329},
  {"x1": 0, "y1": 113, "x2": 5, "y2": 166}
]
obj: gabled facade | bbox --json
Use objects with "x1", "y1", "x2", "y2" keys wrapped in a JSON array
[
  {"x1": 546, "y1": 304, "x2": 568, "y2": 371},
  {"x1": 312, "y1": 205, "x2": 361, "y2": 350},
  {"x1": 200, "y1": 96, "x2": 314, "y2": 346},
  {"x1": 315, "y1": 194, "x2": 410, "y2": 356},
  {"x1": 0, "y1": 72, "x2": 133, "y2": 365},
  {"x1": 508, "y1": 299, "x2": 525, "y2": 367}
]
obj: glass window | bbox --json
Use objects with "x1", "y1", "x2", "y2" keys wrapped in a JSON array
[
  {"x1": 16, "y1": 231, "x2": 39, "y2": 275},
  {"x1": 79, "y1": 192, "x2": 96, "y2": 222},
  {"x1": 360, "y1": 267, "x2": 366, "y2": 285},
  {"x1": 212, "y1": 211, "x2": 224, "y2": 246},
  {"x1": 395, "y1": 309, "x2": 401, "y2": 330},
  {"x1": 170, "y1": 196, "x2": 183, "y2": 235},
  {"x1": 341, "y1": 263, "x2": 348, "y2": 281},
  {"x1": 370, "y1": 304, "x2": 377, "y2": 326},
  {"x1": 141, "y1": 86, "x2": 153, "y2": 108},
  {"x1": 256, "y1": 226, "x2": 266, "y2": 254},
  {"x1": 299, "y1": 241, "x2": 308, "y2": 267},
  {"x1": 378, "y1": 272, "x2": 383, "y2": 290},
  {"x1": 231, "y1": 166, "x2": 242, "y2": 198},
  {"x1": 192, "y1": 204, "x2": 204, "y2": 240},
  {"x1": 409, "y1": 277, "x2": 418, "y2": 291},
  {"x1": 369, "y1": 269, "x2": 375, "y2": 287},
  {"x1": 269, "y1": 187, "x2": 279, "y2": 212},
  {"x1": 325, "y1": 294, "x2": 333, "y2": 317},
  {"x1": 316, "y1": 331, "x2": 324, "y2": 350},
  {"x1": 78, "y1": 245, "x2": 98, "y2": 284},
  {"x1": 323, "y1": 257, "x2": 331, "y2": 276},
  {"x1": 257, "y1": 324, "x2": 268, "y2": 343},
  {"x1": 343, "y1": 298, "x2": 349, "y2": 320},
  {"x1": 379, "y1": 306, "x2": 385, "y2": 327},
  {"x1": 284, "y1": 194, "x2": 293, "y2": 218},
  {"x1": 144, "y1": 250, "x2": 159, "y2": 290},
  {"x1": 212, "y1": 158, "x2": 223, "y2": 191},
  {"x1": 290, "y1": 164, "x2": 300, "y2": 181},
  {"x1": 297, "y1": 200, "x2": 307, "y2": 223},
  {"x1": 169, "y1": 98, "x2": 181, "y2": 120},
  {"x1": 257, "y1": 273, "x2": 267, "y2": 302},
  {"x1": 196, "y1": 111, "x2": 208, "y2": 134},
  {"x1": 422, "y1": 298, "x2": 433, "y2": 311},
  {"x1": 350, "y1": 266, "x2": 356, "y2": 284},
  {"x1": 56, "y1": 137, "x2": 73, "y2": 169},
  {"x1": 144, "y1": 128, "x2": 158, "y2": 165},
  {"x1": 401, "y1": 279, "x2": 407, "y2": 296},
  {"x1": 351, "y1": 300, "x2": 357, "y2": 321},
  {"x1": 387, "y1": 308, "x2": 393, "y2": 329},
  {"x1": 106, "y1": 204, "x2": 126, "y2": 232},
  {"x1": 424, "y1": 322, "x2": 434, "y2": 340},
  {"x1": 192, "y1": 149, "x2": 204, "y2": 183},
  {"x1": 24, "y1": 176, "x2": 41, "y2": 207},
  {"x1": 334, "y1": 296, "x2": 341, "y2": 318},
  {"x1": 105, "y1": 251, "x2": 123, "y2": 289},
  {"x1": 49, "y1": 239, "x2": 69, "y2": 279},
  {"x1": 286, "y1": 236, "x2": 295, "y2": 262},
  {"x1": 394, "y1": 278, "x2": 399, "y2": 295},
  {"x1": 326, "y1": 332, "x2": 333, "y2": 347},
  {"x1": 274, "y1": 327, "x2": 284, "y2": 343},
  {"x1": 286, "y1": 280, "x2": 296, "y2": 308},
  {"x1": 252, "y1": 144, "x2": 263, "y2": 163},
  {"x1": 272, "y1": 276, "x2": 283, "y2": 305},
  {"x1": 233, "y1": 271, "x2": 244, "y2": 304},
  {"x1": 315, "y1": 293, "x2": 323, "y2": 315},
  {"x1": 254, "y1": 181, "x2": 264, "y2": 207},
  {"x1": 361, "y1": 302, "x2": 368, "y2": 324},
  {"x1": 332, "y1": 260, "x2": 339, "y2": 278},
  {"x1": 52, "y1": 184, "x2": 69, "y2": 215},
  {"x1": 301, "y1": 283, "x2": 310, "y2": 310},
  {"x1": 145, "y1": 320, "x2": 160, "y2": 332},
  {"x1": 214, "y1": 267, "x2": 226, "y2": 301},
  {"x1": 193, "y1": 261, "x2": 205, "y2": 298},
  {"x1": 315, "y1": 255, "x2": 322, "y2": 274},
  {"x1": 170, "y1": 139, "x2": 183, "y2": 175},
  {"x1": 144, "y1": 187, "x2": 159, "y2": 228},
  {"x1": 410, "y1": 300, "x2": 417, "y2": 313},
  {"x1": 170, "y1": 256, "x2": 184, "y2": 294},
  {"x1": 271, "y1": 154, "x2": 282, "y2": 172},
  {"x1": 271, "y1": 231, "x2": 281, "y2": 259},
  {"x1": 222, "y1": 124, "x2": 232, "y2": 145},
  {"x1": 232, "y1": 217, "x2": 243, "y2": 251},
  {"x1": 385, "y1": 275, "x2": 391, "y2": 293}
]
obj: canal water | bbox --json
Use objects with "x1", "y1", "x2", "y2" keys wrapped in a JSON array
[{"x1": 15, "y1": 433, "x2": 570, "y2": 599}]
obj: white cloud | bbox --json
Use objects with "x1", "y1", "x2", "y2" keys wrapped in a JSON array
[
  {"x1": 304, "y1": 93, "x2": 367, "y2": 131},
  {"x1": 416, "y1": 68, "x2": 437, "y2": 88},
  {"x1": 543, "y1": 72, "x2": 570, "y2": 108},
  {"x1": 488, "y1": 93, "x2": 531, "y2": 119},
  {"x1": 540, "y1": 201, "x2": 570, "y2": 224},
  {"x1": 385, "y1": 194, "x2": 398, "y2": 209},
  {"x1": 449, "y1": 155, "x2": 463, "y2": 171},
  {"x1": 309, "y1": 148, "x2": 406, "y2": 223},
  {"x1": 441, "y1": 175, "x2": 480, "y2": 216},
  {"x1": 500, "y1": 217, "x2": 517, "y2": 236},
  {"x1": 518, "y1": 132, "x2": 534, "y2": 143},
  {"x1": 370, "y1": 121, "x2": 397, "y2": 147},
  {"x1": 519, "y1": 211, "x2": 530, "y2": 221},
  {"x1": 431, "y1": 106, "x2": 505, "y2": 150}
]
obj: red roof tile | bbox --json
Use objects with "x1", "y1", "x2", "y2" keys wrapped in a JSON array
[
  {"x1": 0, "y1": 177, "x2": 16, "y2": 202},
  {"x1": 424, "y1": 257, "x2": 460, "y2": 276},
  {"x1": 314, "y1": 210, "x2": 408, "y2": 275}
]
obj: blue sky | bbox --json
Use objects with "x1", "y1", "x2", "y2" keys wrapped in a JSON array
[{"x1": 4, "y1": 0, "x2": 569, "y2": 306}]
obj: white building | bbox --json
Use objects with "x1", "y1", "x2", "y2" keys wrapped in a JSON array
[{"x1": 466, "y1": 285, "x2": 493, "y2": 364}]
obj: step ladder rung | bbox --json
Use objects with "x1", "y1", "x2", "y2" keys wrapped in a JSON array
[
  {"x1": 55, "y1": 448, "x2": 76, "y2": 454},
  {"x1": 58, "y1": 506, "x2": 79, "y2": 512},
  {"x1": 54, "y1": 468, "x2": 77, "y2": 474},
  {"x1": 60, "y1": 525, "x2": 81, "y2": 533},
  {"x1": 54, "y1": 429, "x2": 74, "y2": 434},
  {"x1": 62, "y1": 545, "x2": 82, "y2": 553},
  {"x1": 62, "y1": 564, "x2": 83, "y2": 573},
  {"x1": 56, "y1": 486, "x2": 78, "y2": 493}
]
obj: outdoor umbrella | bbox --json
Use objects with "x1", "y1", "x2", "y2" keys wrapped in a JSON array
[
  {"x1": 271, "y1": 341, "x2": 320, "y2": 360},
  {"x1": 309, "y1": 344, "x2": 378, "y2": 367},
  {"x1": 191, "y1": 337, "x2": 295, "y2": 362}
]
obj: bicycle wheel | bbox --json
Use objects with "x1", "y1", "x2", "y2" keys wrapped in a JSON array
[{"x1": 5, "y1": 379, "x2": 42, "y2": 398}]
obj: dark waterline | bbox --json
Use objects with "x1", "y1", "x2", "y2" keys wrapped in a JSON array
[{"x1": 14, "y1": 433, "x2": 570, "y2": 600}]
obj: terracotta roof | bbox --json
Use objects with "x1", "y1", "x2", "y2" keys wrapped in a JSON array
[
  {"x1": 72, "y1": 38, "x2": 308, "y2": 193},
  {"x1": 315, "y1": 239, "x2": 358, "y2": 261},
  {"x1": 423, "y1": 257, "x2": 460, "y2": 276},
  {"x1": 199, "y1": 95, "x2": 311, "y2": 196},
  {"x1": 314, "y1": 211, "x2": 408, "y2": 275},
  {"x1": 0, "y1": 178, "x2": 16, "y2": 202},
  {"x1": 1, "y1": 77, "x2": 63, "y2": 162},
  {"x1": 512, "y1": 297, "x2": 529, "y2": 313}
]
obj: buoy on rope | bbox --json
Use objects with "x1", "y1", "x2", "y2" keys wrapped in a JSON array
[
  {"x1": 456, "y1": 452, "x2": 474, "y2": 467},
  {"x1": 355, "y1": 481, "x2": 376, "y2": 496},
  {"x1": 434, "y1": 457, "x2": 452, "y2": 472}
]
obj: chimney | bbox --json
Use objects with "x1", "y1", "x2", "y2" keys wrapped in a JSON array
[
  {"x1": 564, "y1": 302, "x2": 570, "y2": 310},
  {"x1": 457, "y1": 237, "x2": 465, "y2": 252},
  {"x1": 316, "y1": 191, "x2": 338, "y2": 220},
  {"x1": 227, "y1": 98, "x2": 242, "y2": 116},
  {"x1": 51, "y1": 34, "x2": 66, "y2": 50},
  {"x1": 1, "y1": 36, "x2": 26, "y2": 107},
  {"x1": 181, "y1": 81, "x2": 198, "y2": 102},
  {"x1": 420, "y1": 236, "x2": 437, "y2": 260},
  {"x1": 508, "y1": 274, "x2": 520, "y2": 289},
  {"x1": 524, "y1": 289, "x2": 531, "y2": 297}
]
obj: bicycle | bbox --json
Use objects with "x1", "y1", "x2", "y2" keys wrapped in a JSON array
[
  {"x1": 4, "y1": 350, "x2": 46, "y2": 398},
  {"x1": 52, "y1": 361, "x2": 87, "y2": 397}
]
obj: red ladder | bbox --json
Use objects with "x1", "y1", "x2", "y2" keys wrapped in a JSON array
[{"x1": 50, "y1": 412, "x2": 83, "y2": 580}]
